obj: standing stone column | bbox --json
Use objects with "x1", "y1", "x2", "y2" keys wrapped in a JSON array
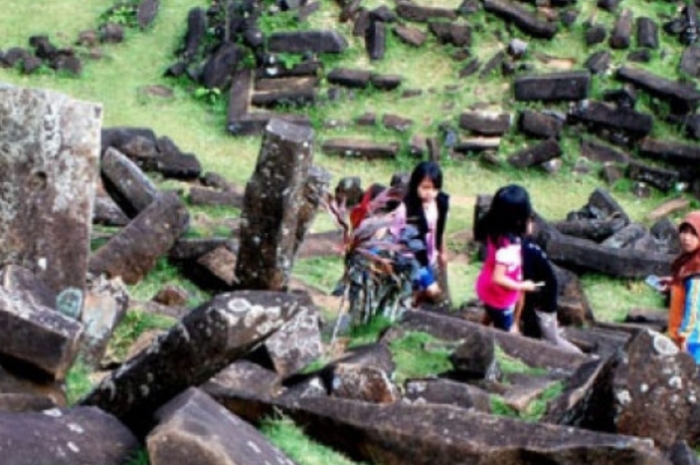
[
  {"x1": 293, "y1": 164, "x2": 331, "y2": 257},
  {"x1": 236, "y1": 119, "x2": 313, "y2": 290},
  {"x1": 0, "y1": 87, "x2": 101, "y2": 294}
]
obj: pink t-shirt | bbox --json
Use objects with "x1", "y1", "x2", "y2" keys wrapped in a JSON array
[{"x1": 476, "y1": 238, "x2": 523, "y2": 309}]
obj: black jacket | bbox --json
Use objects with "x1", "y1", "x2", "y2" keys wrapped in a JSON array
[
  {"x1": 520, "y1": 239, "x2": 558, "y2": 338},
  {"x1": 404, "y1": 192, "x2": 449, "y2": 268}
]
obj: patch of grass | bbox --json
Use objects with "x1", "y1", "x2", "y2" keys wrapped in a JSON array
[
  {"x1": 347, "y1": 315, "x2": 393, "y2": 348},
  {"x1": 261, "y1": 415, "x2": 369, "y2": 465},
  {"x1": 495, "y1": 346, "x2": 546, "y2": 376},
  {"x1": 389, "y1": 331, "x2": 453, "y2": 385},
  {"x1": 127, "y1": 257, "x2": 209, "y2": 307},
  {"x1": 65, "y1": 359, "x2": 94, "y2": 405},
  {"x1": 521, "y1": 381, "x2": 564, "y2": 422},
  {"x1": 580, "y1": 274, "x2": 666, "y2": 322},
  {"x1": 490, "y1": 395, "x2": 518, "y2": 417},
  {"x1": 107, "y1": 309, "x2": 176, "y2": 360},
  {"x1": 125, "y1": 448, "x2": 151, "y2": 465},
  {"x1": 293, "y1": 256, "x2": 345, "y2": 294}
]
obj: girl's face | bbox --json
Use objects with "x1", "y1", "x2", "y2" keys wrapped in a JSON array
[
  {"x1": 417, "y1": 178, "x2": 438, "y2": 202},
  {"x1": 679, "y1": 224, "x2": 700, "y2": 253}
]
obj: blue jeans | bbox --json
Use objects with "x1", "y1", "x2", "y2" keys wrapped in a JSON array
[{"x1": 485, "y1": 305, "x2": 515, "y2": 331}]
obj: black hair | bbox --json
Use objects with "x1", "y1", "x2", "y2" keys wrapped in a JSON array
[
  {"x1": 475, "y1": 184, "x2": 532, "y2": 244},
  {"x1": 404, "y1": 161, "x2": 442, "y2": 207}
]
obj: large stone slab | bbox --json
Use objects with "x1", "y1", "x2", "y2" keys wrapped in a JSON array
[
  {"x1": 89, "y1": 192, "x2": 190, "y2": 284},
  {"x1": 571, "y1": 100, "x2": 653, "y2": 136},
  {"x1": 268, "y1": 30, "x2": 348, "y2": 54},
  {"x1": 0, "y1": 406, "x2": 138, "y2": 465},
  {"x1": 507, "y1": 139, "x2": 562, "y2": 168},
  {"x1": 395, "y1": 2, "x2": 457, "y2": 22},
  {"x1": 514, "y1": 71, "x2": 590, "y2": 102},
  {"x1": 274, "y1": 396, "x2": 668, "y2": 464},
  {"x1": 321, "y1": 138, "x2": 399, "y2": 159},
  {"x1": 101, "y1": 147, "x2": 159, "y2": 218},
  {"x1": 0, "y1": 87, "x2": 101, "y2": 294},
  {"x1": 148, "y1": 388, "x2": 296, "y2": 465},
  {"x1": 483, "y1": 0, "x2": 558, "y2": 39},
  {"x1": 236, "y1": 119, "x2": 313, "y2": 291},
  {"x1": 617, "y1": 65, "x2": 700, "y2": 112},
  {"x1": 545, "y1": 233, "x2": 673, "y2": 278},
  {"x1": 0, "y1": 286, "x2": 82, "y2": 380},
  {"x1": 82, "y1": 290, "x2": 303, "y2": 434}
]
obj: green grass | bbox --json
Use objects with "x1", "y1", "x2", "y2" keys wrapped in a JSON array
[
  {"x1": 489, "y1": 380, "x2": 564, "y2": 422},
  {"x1": 125, "y1": 449, "x2": 151, "y2": 465},
  {"x1": 127, "y1": 257, "x2": 210, "y2": 307},
  {"x1": 495, "y1": 346, "x2": 546, "y2": 377},
  {"x1": 65, "y1": 359, "x2": 94, "y2": 405},
  {"x1": 106, "y1": 309, "x2": 176, "y2": 360},
  {"x1": 292, "y1": 256, "x2": 345, "y2": 294},
  {"x1": 261, "y1": 415, "x2": 369, "y2": 465},
  {"x1": 389, "y1": 331, "x2": 453, "y2": 385}
]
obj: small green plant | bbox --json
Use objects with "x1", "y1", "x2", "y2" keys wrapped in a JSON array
[
  {"x1": 125, "y1": 448, "x2": 151, "y2": 465},
  {"x1": 100, "y1": 1, "x2": 139, "y2": 28},
  {"x1": 65, "y1": 359, "x2": 94, "y2": 405},
  {"x1": 495, "y1": 346, "x2": 546, "y2": 376},
  {"x1": 194, "y1": 86, "x2": 222, "y2": 106}
]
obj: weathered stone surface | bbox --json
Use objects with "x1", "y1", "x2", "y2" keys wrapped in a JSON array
[
  {"x1": 680, "y1": 46, "x2": 700, "y2": 79},
  {"x1": 617, "y1": 65, "x2": 700, "y2": 112},
  {"x1": 0, "y1": 264, "x2": 56, "y2": 311},
  {"x1": 255, "y1": 302, "x2": 322, "y2": 378},
  {"x1": 507, "y1": 139, "x2": 562, "y2": 168},
  {"x1": 395, "y1": 2, "x2": 457, "y2": 22},
  {"x1": 0, "y1": 362, "x2": 66, "y2": 409},
  {"x1": 152, "y1": 136, "x2": 202, "y2": 180},
  {"x1": 586, "y1": 24, "x2": 607, "y2": 46},
  {"x1": 327, "y1": 67, "x2": 372, "y2": 88},
  {"x1": 228, "y1": 110, "x2": 311, "y2": 136},
  {"x1": 80, "y1": 274, "x2": 128, "y2": 368},
  {"x1": 553, "y1": 264, "x2": 596, "y2": 326},
  {"x1": 89, "y1": 192, "x2": 190, "y2": 284},
  {"x1": 236, "y1": 119, "x2": 313, "y2": 291},
  {"x1": 82, "y1": 290, "x2": 303, "y2": 433},
  {"x1": 137, "y1": 0, "x2": 159, "y2": 29},
  {"x1": 571, "y1": 100, "x2": 653, "y2": 136},
  {"x1": 202, "y1": 42, "x2": 242, "y2": 91},
  {"x1": 0, "y1": 87, "x2": 101, "y2": 294},
  {"x1": 580, "y1": 139, "x2": 629, "y2": 164},
  {"x1": 483, "y1": 0, "x2": 558, "y2": 39},
  {"x1": 181, "y1": 7, "x2": 206, "y2": 60},
  {"x1": 428, "y1": 21, "x2": 472, "y2": 47},
  {"x1": 275, "y1": 396, "x2": 668, "y2": 464},
  {"x1": 101, "y1": 127, "x2": 157, "y2": 161},
  {"x1": 331, "y1": 364, "x2": 400, "y2": 403},
  {"x1": 227, "y1": 68, "x2": 252, "y2": 124},
  {"x1": 599, "y1": 222, "x2": 647, "y2": 249},
  {"x1": 639, "y1": 138, "x2": 700, "y2": 173},
  {"x1": 514, "y1": 71, "x2": 590, "y2": 102},
  {"x1": 196, "y1": 245, "x2": 238, "y2": 290},
  {"x1": 101, "y1": 147, "x2": 159, "y2": 218},
  {"x1": 450, "y1": 328, "x2": 496, "y2": 380},
  {"x1": 0, "y1": 286, "x2": 82, "y2": 380},
  {"x1": 610, "y1": 9, "x2": 634, "y2": 49},
  {"x1": 322, "y1": 138, "x2": 399, "y2": 159},
  {"x1": 148, "y1": 388, "x2": 296, "y2": 465},
  {"x1": 668, "y1": 441, "x2": 700, "y2": 465},
  {"x1": 459, "y1": 111, "x2": 510, "y2": 136},
  {"x1": 393, "y1": 24, "x2": 427, "y2": 46},
  {"x1": 371, "y1": 73, "x2": 402, "y2": 90},
  {"x1": 93, "y1": 193, "x2": 130, "y2": 226},
  {"x1": 453, "y1": 137, "x2": 501, "y2": 153},
  {"x1": 585, "y1": 50, "x2": 611, "y2": 74},
  {"x1": 404, "y1": 378, "x2": 491, "y2": 412},
  {"x1": 268, "y1": 30, "x2": 348, "y2": 54},
  {"x1": 401, "y1": 311, "x2": 590, "y2": 372},
  {"x1": 553, "y1": 218, "x2": 626, "y2": 243},
  {"x1": 587, "y1": 187, "x2": 631, "y2": 224},
  {"x1": 628, "y1": 160, "x2": 680, "y2": 192},
  {"x1": 365, "y1": 19, "x2": 386, "y2": 60},
  {"x1": 519, "y1": 110, "x2": 563, "y2": 139},
  {"x1": 552, "y1": 329, "x2": 700, "y2": 450},
  {"x1": 637, "y1": 17, "x2": 659, "y2": 49},
  {"x1": 188, "y1": 186, "x2": 243, "y2": 208},
  {"x1": 293, "y1": 165, "x2": 331, "y2": 259},
  {"x1": 546, "y1": 233, "x2": 673, "y2": 278},
  {"x1": 383, "y1": 113, "x2": 413, "y2": 132},
  {"x1": 0, "y1": 406, "x2": 138, "y2": 465}
]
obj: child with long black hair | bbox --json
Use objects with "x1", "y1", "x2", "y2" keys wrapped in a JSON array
[
  {"x1": 391, "y1": 161, "x2": 450, "y2": 302},
  {"x1": 475, "y1": 184, "x2": 538, "y2": 331}
]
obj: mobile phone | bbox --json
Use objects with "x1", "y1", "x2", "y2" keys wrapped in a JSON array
[{"x1": 645, "y1": 275, "x2": 665, "y2": 292}]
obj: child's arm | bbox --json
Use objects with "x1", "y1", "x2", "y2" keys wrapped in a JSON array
[{"x1": 493, "y1": 263, "x2": 537, "y2": 292}]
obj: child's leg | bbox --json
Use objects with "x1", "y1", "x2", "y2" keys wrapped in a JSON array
[
  {"x1": 485, "y1": 305, "x2": 514, "y2": 331},
  {"x1": 536, "y1": 310, "x2": 583, "y2": 354}
]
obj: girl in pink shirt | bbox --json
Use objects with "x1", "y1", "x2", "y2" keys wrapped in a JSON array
[{"x1": 475, "y1": 184, "x2": 538, "y2": 331}]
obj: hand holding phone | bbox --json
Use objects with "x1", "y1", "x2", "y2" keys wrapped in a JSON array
[{"x1": 645, "y1": 275, "x2": 668, "y2": 292}]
